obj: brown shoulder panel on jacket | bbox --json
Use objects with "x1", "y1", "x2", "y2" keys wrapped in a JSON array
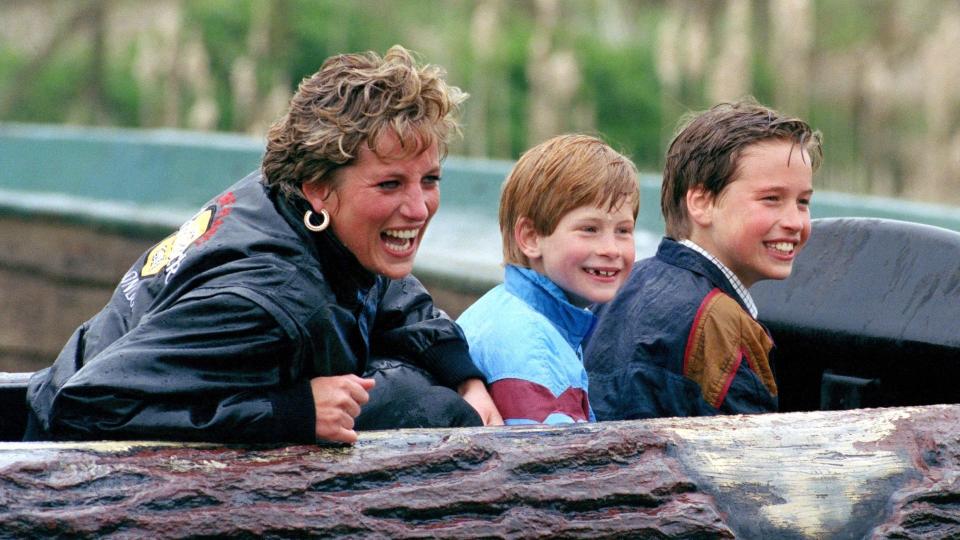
[{"x1": 683, "y1": 290, "x2": 776, "y2": 408}]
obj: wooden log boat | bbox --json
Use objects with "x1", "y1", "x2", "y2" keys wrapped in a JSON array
[
  {"x1": 0, "y1": 405, "x2": 958, "y2": 538},
  {"x1": 0, "y1": 217, "x2": 957, "y2": 538},
  {"x1": 1, "y1": 126, "x2": 959, "y2": 537},
  {"x1": 753, "y1": 217, "x2": 960, "y2": 412}
]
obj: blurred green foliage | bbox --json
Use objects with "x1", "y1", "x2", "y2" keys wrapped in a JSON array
[{"x1": 2, "y1": 0, "x2": 959, "y2": 204}]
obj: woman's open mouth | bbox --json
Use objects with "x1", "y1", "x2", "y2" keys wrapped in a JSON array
[{"x1": 382, "y1": 228, "x2": 419, "y2": 255}]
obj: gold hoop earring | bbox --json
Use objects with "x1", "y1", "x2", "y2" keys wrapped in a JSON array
[{"x1": 303, "y1": 209, "x2": 330, "y2": 232}]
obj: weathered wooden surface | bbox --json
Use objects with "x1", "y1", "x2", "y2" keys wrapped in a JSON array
[{"x1": 2, "y1": 405, "x2": 959, "y2": 539}]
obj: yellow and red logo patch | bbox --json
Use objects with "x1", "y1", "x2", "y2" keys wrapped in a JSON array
[{"x1": 140, "y1": 207, "x2": 215, "y2": 277}]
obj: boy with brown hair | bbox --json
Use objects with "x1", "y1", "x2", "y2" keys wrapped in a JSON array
[
  {"x1": 585, "y1": 99, "x2": 823, "y2": 420},
  {"x1": 457, "y1": 134, "x2": 639, "y2": 425}
]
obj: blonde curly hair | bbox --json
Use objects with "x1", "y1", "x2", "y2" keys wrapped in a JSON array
[{"x1": 262, "y1": 45, "x2": 467, "y2": 199}]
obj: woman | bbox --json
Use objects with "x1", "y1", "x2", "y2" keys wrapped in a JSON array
[{"x1": 25, "y1": 46, "x2": 501, "y2": 444}]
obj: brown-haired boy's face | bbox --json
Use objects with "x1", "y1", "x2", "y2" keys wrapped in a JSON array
[{"x1": 688, "y1": 139, "x2": 814, "y2": 288}]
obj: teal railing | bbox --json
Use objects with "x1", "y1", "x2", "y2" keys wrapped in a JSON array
[{"x1": 3, "y1": 122, "x2": 958, "y2": 288}]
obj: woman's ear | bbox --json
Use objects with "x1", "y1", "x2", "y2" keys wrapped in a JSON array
[
  {"x1": 302, "y1": 181, "x2": 333, "y2": 213},
  {"x1": 515, "y1": 217, "x2": 542, "y2": 261},
  {"x1": 685, "y1": 187, "x2": 715, "y2": 228}
]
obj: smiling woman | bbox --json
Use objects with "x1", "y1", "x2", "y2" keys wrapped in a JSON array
[
  {"x1": 23, "y1": 45, "x2": 502, "y2": 445},
  {"x1": 302, "y1": 131, "x2": 441, "y2": 280}
]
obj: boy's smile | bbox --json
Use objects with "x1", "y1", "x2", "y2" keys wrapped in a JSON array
[
  {"x1": 524, "y1": 204, "x2": 636, "y2": 307},
  {"x1": 688, "y1": 139, "x2": 814, "y2": 288}
]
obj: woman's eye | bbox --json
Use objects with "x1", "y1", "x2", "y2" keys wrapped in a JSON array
[{"x1": 378, "y1": 180, "x2": 401, "y2": 190}]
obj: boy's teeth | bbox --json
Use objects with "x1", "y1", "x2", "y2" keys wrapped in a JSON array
[
  {"x1": 768, "y1": 242, "x2": 795, "y2": 253},
  {"x1": 587, "y1": 269, "x2": 616, "y2": 277}
]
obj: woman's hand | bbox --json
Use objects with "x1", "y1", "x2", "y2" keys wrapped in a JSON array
[
  {"x1": 457, "y1": 378, "x2": 504, "y2": 426},
  {"x1": 310, "y1": 374, "x2": 376, "y2": 444}
]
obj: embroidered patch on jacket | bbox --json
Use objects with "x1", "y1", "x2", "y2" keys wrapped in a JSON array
[
  {"x1": 140, "y1": 207, "x2": 215, "y2": 278},
  {"x1": 139, "y1": 192, "x2": 237, "y2": 281},
  {"x1": 121, "y1": 192, "x2": 235, "y2": 309}
]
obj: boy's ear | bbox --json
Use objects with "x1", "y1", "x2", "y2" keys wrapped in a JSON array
[
  {"x1": 686, "y1": 187, "x2": 715, "y2": 228},
  {"x1": 515, "y1": 217, "x2": 543, "y2": 261}
]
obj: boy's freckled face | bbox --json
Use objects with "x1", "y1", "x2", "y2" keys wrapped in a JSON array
[
  {"x1": 530, "y1": 204, "x2": 636, "y2": 307},
  {"x1": 691, "y1": 139, "x2": 814, "y2": 288}
]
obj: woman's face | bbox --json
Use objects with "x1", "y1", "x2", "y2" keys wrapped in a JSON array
[{"x1": 303, "y1": 131, "x2": 441, "y2": 279}]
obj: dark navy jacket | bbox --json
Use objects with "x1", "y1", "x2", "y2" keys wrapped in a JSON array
[
  {"x1": 25, "y1": 171, "x2": 481, "y2": 442},
  {"x1": 584, "y1": 238, "x2": 778, "y2": 421}
]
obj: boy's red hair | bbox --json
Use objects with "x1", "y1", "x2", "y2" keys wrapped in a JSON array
[{"x1": 500, "y1": 134, "x2": 640, "y2": 267}]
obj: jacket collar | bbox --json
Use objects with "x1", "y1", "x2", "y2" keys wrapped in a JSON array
[
  {"x1": 677, "y1": 239, "x2": 758, "y2": 318},
  {"x1": 269, "y1": 177, "x2": 377, "y2": 305},
  {"x1": 503, "y1": 264, "x2": 595, "y2": 349},
  {"x1": 656, "y1": 237, "x2": 753, "y2": 315}
]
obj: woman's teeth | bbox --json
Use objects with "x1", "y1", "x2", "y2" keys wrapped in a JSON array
[{"x1": 383, "y1": 229, "x2": 418, "y2": 253}]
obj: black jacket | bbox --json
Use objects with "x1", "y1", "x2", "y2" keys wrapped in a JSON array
[{"x1": 25, "y1": 171, "x2": 482, "y2": 443}]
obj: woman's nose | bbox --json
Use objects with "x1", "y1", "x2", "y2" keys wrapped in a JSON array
[{"x1": 401, "y1": 186, "x2": 430, "y2": 221}]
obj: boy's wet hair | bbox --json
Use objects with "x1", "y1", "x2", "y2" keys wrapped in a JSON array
[
  {"x1": 662, "y1": 98, "x2": 823, "y2": 239},
  {"x1": 500, "y1": 134, "x2": 640, "y2": 267}
]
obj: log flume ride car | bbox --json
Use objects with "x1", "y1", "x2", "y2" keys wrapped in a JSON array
[{"x1": 1, "y1": 217, "x2": 958, "y2": 539}]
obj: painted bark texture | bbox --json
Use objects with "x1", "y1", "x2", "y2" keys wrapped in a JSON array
[{"x1": 0, "y1": 405, "x2": 958, "y2": 539}]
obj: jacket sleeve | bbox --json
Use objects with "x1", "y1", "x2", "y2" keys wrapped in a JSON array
[
  {"x1": 370, "y1": 275, "x2": 484, "y2": 388},
  {"x1": 32, "y1": 291, "x2": 317, "y2": 443}
]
